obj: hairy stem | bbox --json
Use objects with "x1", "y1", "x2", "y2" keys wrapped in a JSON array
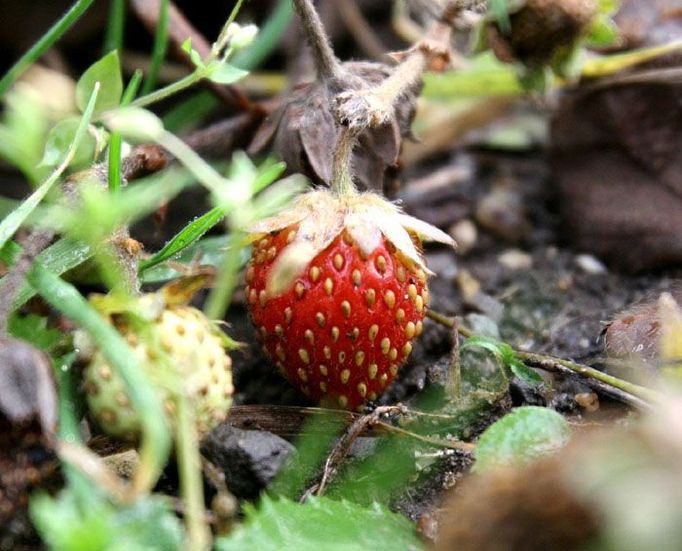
[
  {"x1": 330, "y1": 126, "x2": 361, "y2": 196},
  {"x1": 292, "y1": 0, "x2": 342, "y2": 80}
]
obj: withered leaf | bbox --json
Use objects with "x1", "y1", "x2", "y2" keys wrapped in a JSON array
[{"x1": 0, "y1": 337, "x2": 57, "y2": 433}]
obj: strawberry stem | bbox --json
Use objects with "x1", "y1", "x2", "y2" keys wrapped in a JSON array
[
  {"x1": 330, "y1": 126, "x2": 361, "y2": 197},
  {"x1": 292, "y1": 0, "x2": 342, "y2": 80}
]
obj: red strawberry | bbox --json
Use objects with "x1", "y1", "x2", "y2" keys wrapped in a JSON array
[{"x1": 246, "y1": 189, "x2": 454, "y2": 411}]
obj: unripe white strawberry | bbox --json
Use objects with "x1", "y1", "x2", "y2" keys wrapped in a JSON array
[{"x1": 81, "y1": 293, "x2": 234, "y2": 440}]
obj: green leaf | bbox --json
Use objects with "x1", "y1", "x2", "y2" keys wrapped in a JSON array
[
  {"x1": 182, "y1": 38, "x2": 205, "y2": 69},
  {"x1": 208, "y1": 63, "x2": 249, "y2": 85},
  {"x1": 8, "y1": 313, "x2": 63, "y2": 352},
  {"x1": 41, "y1": 118, "x2": 97, "y2": 169},
  {"x1": 140, "y1": 236, "x2": 228, "y2": 283},
  {"x1": 0, "y1": 87, "x2": 50, "y2": 184},
  {"x1": 139, "y1": 206, "x2": 225, "y2": 273},
  {"x1": 474, "y1": 406, "x2": 571, "y2": 472},
  {"x1": 584, "y1": 14, "x2": 619, "y2": 48},
  {"x1": 76, "y1": 50, "x2": 123, "y2": 114},
  {"x1": 31, "y1": 488, "x2": 183, "y2": 551},
  {"x1": 422, "y1": 53, "x2": 524, "y2": 98},
  {"x1": 509, "y1": 360, "x2": 543, "y2": 385},
  {"x1": 462, "y1": 336, "x2": 542, "y2": 386},
  {"x1": 215, "y1": 496, "x2": 423, "y2": 551}
]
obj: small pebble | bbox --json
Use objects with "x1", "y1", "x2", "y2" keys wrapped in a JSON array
[
  {"x1": 449, "y1": 219, "x2": 477, "y2": 255},
  {"x1": 456, "y1": 270, "x2": 481, "y2": 301},
  {"x1": 498, "y1": 249, "x2": 533, "y2": 271},
  {"x1": 575, "y1": 254, "x2": 607, "y2": 275},
  {"x1": 475, "y1": 184, "x2": 530, "y2": 242},
  {"x1": 574, "y1": 392, "x2": 600, "y2": 412}
]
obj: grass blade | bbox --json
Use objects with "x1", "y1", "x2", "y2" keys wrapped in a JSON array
[
  {"x1": 141, "y1": 0, "x2": 170, "y2": 95},
  {"x1": 139, "y1": 206, "x2": 225, "y2": 273},
  {"x1": 0, "y1": 0, "x2": 96, "y2": 96},
  {"x1": 103, "y1": 0, "x2": 126, "y2": 54}
]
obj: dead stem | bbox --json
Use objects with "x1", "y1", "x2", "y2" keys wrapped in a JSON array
[
  {"x1": 302, "y1": 405, "x2": 406, "y2": 501},
  {"x1": 300, "y1": 404, "x2": 475, "y2": 502},
  {"x1": 334, "y1": 0, "x2": 464, "y2": 130}
]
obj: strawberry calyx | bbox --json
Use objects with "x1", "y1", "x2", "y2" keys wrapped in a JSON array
[{"x1": 247, "y1": 188, "x2": 455, "y2": 297}]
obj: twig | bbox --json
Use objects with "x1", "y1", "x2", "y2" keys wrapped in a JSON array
[
  {"x1": 374, "y1": 421, "x2": 475, "y2": 452},
  {"x1": 427, "y1": 309, "x2": 472, "y2": 337},
  {"x1": 426, "y1": 309, "x2": 658, "y2": 409},
  {"x1": 58, "y1": 441, "x2": 130, "y2": 503},
  {"x1": 517, "y1": 352, "x2": 655, "y2": 411},
  {"x1": 302, "y1": 405, "x2": 406, "y2": 501},
  {"x1": 0, "y1": 229, "x2": 54, "y2": 333},
  {"x1": 300, "y1": 404, "x2": 475, "y2": 501}
]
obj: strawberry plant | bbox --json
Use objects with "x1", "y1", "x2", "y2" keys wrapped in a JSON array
[{"x1": 1, "y1": 0, "x2": 680, "y2": 549}]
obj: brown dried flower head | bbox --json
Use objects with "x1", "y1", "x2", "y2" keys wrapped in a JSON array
[{"x1": 249, "y1": 63, "x2": 421, "y2": 195}]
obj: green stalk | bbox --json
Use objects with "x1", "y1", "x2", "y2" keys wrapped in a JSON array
[
  {"x1": 54, "y1": 353, "x2": 92, "y2": 502},
  {"x1": 0, "y1": 0, "x2": 96, "y2": 96},
  {"x1": 175, "y1": 393, "x2": 210, "y2": 550},
  {"x1": 427, "y1": 309, "x2": 660, "y2": 404},
  {"x1": 108, "y1": 71, "x2": 142, "y2": 195},
  {"x1": 212, "y1": 0, "x2": 248, "y2": 58},
  {"x1": 28, "y1": 265, "x2": 171, "y2": 494},
  {"x1": 103, "y1": 0, "x2": 126, "y2": 54},
  {"x1": 122, "y1": 69, "x2": 144, "y2": 105},
  {"x1": 142, "y1": 0, "x2": 170, "y2": 94},
  {"x1": 203, "y1": 233, "x2": 243, "y2": 320},
  {"x1": 108, "y1": 133, "x2": 123, "y2": 194},
  {"x1": 130, "y1": 72, "x2": 200, "y2": 109},
  {"x1": 516, "y1": 350, "x2": 661, "y2": 403}
]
